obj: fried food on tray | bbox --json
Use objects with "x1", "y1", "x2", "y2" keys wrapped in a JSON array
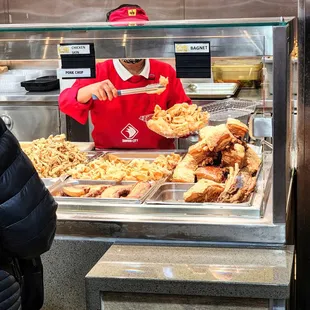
[
  {"x1": 171, "y1": 154, "x2": 198, "y2": 183},
  {"x1": 188, "y1": 139, "x2": 209, "y2": 164},
  {"x1": 218, "y1": 165, "x2": 257, "y2": 203},
  {"x1": 126, "y1": 182, "x2": 151, "y2": 199},
  {"x1": 153, "y1": 153, "x2": 181, "y2": 171},
  {"x1": 195, "y1": 166, "x2": 227, "y2": 183},
  {"x1": 22, "y1": 134, "x2": 87, "y2": 178},
  {"x1": 62, "y1": 185, "x2": 90, "y2": 197},
  {"x1": 221, "y1": 143, "x2": 246, "y2": 168},
  {"x1": 244, "y1": 146, "x2": 261, "y2": 175},
  {"x1": 184, "y1": 179, "x2": 225, "y2": 203},
  {"x1": 101, "y1": 185, "x2": 133, "y2": 198},
  {"x1": 57, "y1": 182, "x2": 151, "y2": 199},
  {"x1": 199, "y1": 124, "x2": 234, "y2": 152},
  {"x1": 176, "y1": 118, "x2": 261, "y2": 204},
  {"x1": 147, "y1": 103, "x2": 209, "y2": 138},
  {"x1": 67, "y1": 153, "x2": 180, "y2": 182},
  {"x1": 226, "y1": 118, "x2": 249, "y2": 139}
]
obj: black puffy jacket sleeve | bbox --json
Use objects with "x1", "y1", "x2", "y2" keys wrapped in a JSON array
[{"x1": 0, "y1": 119, "x2": 57, "y2": 259}]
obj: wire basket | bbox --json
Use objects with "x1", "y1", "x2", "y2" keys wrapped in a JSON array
[{"x1": 201, "y1": 98, "x2": 259, "y2": 123}]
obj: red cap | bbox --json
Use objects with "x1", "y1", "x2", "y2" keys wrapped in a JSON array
[{"x1": 108, "y1": 6, "x2": 149, "y2": 22}]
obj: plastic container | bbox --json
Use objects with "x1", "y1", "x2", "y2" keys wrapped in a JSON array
[{"x1": 212, "y1": 59, "x2": 263, "y2": 87}]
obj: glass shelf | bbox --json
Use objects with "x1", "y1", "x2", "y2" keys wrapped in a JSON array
[{"x1": 0, "y1": 17, "x2": 293, "y2": 32}]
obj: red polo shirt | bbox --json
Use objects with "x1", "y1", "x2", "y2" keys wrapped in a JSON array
[{"x1": 59, "y1": 59, "x2": 191, "y2": 149}]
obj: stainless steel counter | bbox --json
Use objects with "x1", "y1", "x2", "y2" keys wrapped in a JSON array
[
  {"x1": 56, "y1": 189, "x2": 285, "y2": 245},
  {"x1": 85, "y1": 244, "x2": 294, "y2": 310},
  {"x1": 0, "y1": 90, "x2": 59, "y2": 103}
]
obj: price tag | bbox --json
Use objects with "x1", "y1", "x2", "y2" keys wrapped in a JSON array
[
  {"x1": 58, "y1": 44, "x2": 91, "y2": 55},
  {"x1": 57, "y1": 68, "x2": 91, "y2": 78},
  {"x1": 175, "y1": 43, "x2": 210, "y2": 54}
]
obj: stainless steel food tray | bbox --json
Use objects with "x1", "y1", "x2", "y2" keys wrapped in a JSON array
[
  {"x1": 184, "y1": 83, "x2": 239, "y2": 99},
  {"x1": 50, "y1": 179, "x2": 157, "y2": 205},
  {"x1": 146, "y1": 165, "x2": 270, "y2": 218},
  {"x1": 102, "y1": 150, "x2": 186, "y2": 161},
  {"x1": 42, "y1": 178, "x2": 57, "y2": 189}
]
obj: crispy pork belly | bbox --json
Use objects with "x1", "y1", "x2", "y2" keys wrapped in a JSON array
[
  {"x1": 184, "y1": 179, "x2": 225, "y2": 203},
  {"x1": 226, "y1": 118, "x2": 249, "y2": 139},
  {"x1": 188, "y1": 139, "x2": 209, "y2": 164},
  {"x1": 218, "y1": 165, "x2": 257, "y2": 203},
  {"x1": 171, "y1": 154, "x2": 198, "y2": 183},
  {"x1": 199, "y1": 124, "x2": 234, "y2": 152},
  {"x1": 194, "y1": 166, "x2": 227, "y2": 183},
  {"x1": 62, "y1": 185, "x2": 90, "y2": 197},
  {"x1": 101, "y1": 185, "x2": 133, "y2": 198},
  {"x1": 221, "y1": 143, "x2": 246, "y2": 168},
  {"x1": 244, "y1": 146, "x2": 261, "y2": 175},
  {"x1": 84, "y1": 185, "x2": 109, "y2": 197},
  {"x1": 126, "y1": 182, "x2": 151, "y2": 199}
]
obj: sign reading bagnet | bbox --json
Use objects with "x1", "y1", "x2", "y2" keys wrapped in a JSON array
[{"x1": 174, "y1": 42, "x2": 211, "y2": 78}]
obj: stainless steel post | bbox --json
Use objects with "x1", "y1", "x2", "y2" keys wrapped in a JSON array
[{"x1": 272, "y1": 23, "x2": 293, "y2": 224}]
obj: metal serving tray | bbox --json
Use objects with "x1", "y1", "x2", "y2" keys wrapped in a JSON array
[
  {"x1": 146, "y1": 165, "x2": 269, "y2": 218},
  {"x1": 103, "y1": 150, "x2": 186, "y2": 161},
  {"x1": 50, "y1": 179, "x2": 157, "y2": 205},
  {"x1": 42, "y1": 178, "x2": 57, "y2": 189},
  {"x1": 184, "y1": 83, "x2": 239, "y2": 99},
  {"x1": 85, "y1": 151, "x2": 106, "y2": 161}
]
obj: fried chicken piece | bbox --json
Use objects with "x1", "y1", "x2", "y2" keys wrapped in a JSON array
[
  {"x1": 221, "y1": 143, "x2": 246, "y2": 168},
  {"x1": 244, "y1": 147, "x2": 261, "y2": 175},
  {"x1": 184, "y1": 179, "x2": 225, "y2": 203},
  {"x1": 226, "y1": 118, "x2": 249, "y2": 139},
  {"x1": 172, "y1": 154, "x2": 197, "y2": 183},
  {"x1": 195, "y1": 166, "x2": 227, "y2": 183},
  {"x1": 218, "y1": 165, "x2": 257, "y2": 203},
  {"x1": 126, "y1": 182, "x2": 151, "y2": 199},
  {"x1": 199, "y1": 124, "x2": 234, "y2": 152}
]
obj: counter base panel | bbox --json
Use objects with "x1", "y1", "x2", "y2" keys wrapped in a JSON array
[
  {"x1": 102, "y1": 293, "x2": 270, "y2": 310},
  {"x1": 42, "y1": 236, "x2": 112, "y2": 310}
]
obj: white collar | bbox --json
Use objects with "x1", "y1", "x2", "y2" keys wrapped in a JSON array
[{"x1": 113, "y1": 59, "x2": 150, "y2": 81}]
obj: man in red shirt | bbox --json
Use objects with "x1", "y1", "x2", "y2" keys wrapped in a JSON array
[{"x1": 59, "y1": 4, "x2": 191, "y2": 149}]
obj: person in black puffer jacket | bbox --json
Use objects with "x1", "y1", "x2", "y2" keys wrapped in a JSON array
[{"x1": 0, "y1": 118, "x2": 58, "y2": 310}]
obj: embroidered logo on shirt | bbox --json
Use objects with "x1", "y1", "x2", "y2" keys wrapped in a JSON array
[
  {"x1": 128, "y1": 9, "x2": 137, "y2": 16},
  {"x1": 121, "y1": 123, "x2": 139, "y2": 143}
]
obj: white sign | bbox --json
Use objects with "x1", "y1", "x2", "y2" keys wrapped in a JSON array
[
  {"x1": 175, "y1": 43, "x2": 210, "y2": 54},
  {"x1": 57, "y1": 68, "x2": 91, "y2": 78},
  {"x1": 58, "y1": 44, "x2": 91, "y2": 55}
]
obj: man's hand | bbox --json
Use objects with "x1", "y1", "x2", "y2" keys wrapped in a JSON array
[{"x1": 77, "y1": 80, "x2": 118, "y2": 103}]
